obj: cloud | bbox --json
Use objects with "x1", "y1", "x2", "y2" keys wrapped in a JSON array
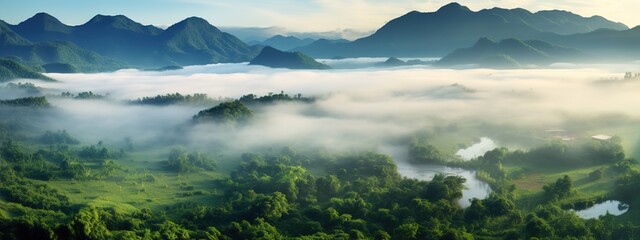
[{"x1": 24, "y1": 61, "x2": 640, "y2": 158}]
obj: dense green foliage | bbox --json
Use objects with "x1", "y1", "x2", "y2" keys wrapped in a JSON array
[
  {"x1": 1, "y1": 92, "x2": 640, "y2": 240},
  {"x1": 239, "y1": 91, "x2": 314, "y2": 105},
  {"x1": 40, "y1": 130, "x2": 80, "y2": 145},
  {"x1": 0, "y1": 82, "x2": 42, "y2": 99},
  {"x1": 166, "y1": 147, "x2": 217, "y2": 173},
  {"x1": 130, "y1": 93, "x2": 218, "y2": 106},
  {"x1": 193, "y1": 100, "x2": 254, "y2": 125},
  {"x1": 0, "y1": 96, "x2": 50, "y2": 107}
]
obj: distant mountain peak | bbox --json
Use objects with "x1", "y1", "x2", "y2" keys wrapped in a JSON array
[
  {"x1": 474, "y1": 37, "x2": 495, "y2": 47},
  {"x1": 79, "y1": 14, "x2": 162, "y2": 35},
  {"x1": 25, "y1": 12, "x2": 61, "y2": 23},
  {"x1": 436, "y1": 2, "x2": 471, "y2": 14},
  {"x1": 17, "y1": 12, "x2": 69, "y2": 32},
  {"x1": 166, "y1": 17, "x2": 220, "y2": 33},
  {"x1": 178, "y1": 17, "x2": 212, "y2": 26},
  {"x1": 85, "y1": 14, "x2": 135, "y2": 26}
]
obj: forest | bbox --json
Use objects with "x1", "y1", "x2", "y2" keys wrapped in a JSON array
[{"x1": 0, "y1": 88, "x2": 639, "y2": 240}]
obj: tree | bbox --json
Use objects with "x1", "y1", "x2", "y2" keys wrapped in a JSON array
[
  {"x1": 253, "y1": 192, "x2": 289, "y2": 221},
  {"x1": 193, "y1": 100, "x2": 254, "y2": 126},
  {"x1": 71, "y1": 208, "x2": 111, "y2": 239},
  {"x1": 226, "y1": 218, "x2": 282, "y2": 240},
  {"x1": 524, "y1": 214, "x2": 554, "y2": 239},
  {"x1": 543, "y1": 175, "x2": 572, "y2": 200},
  {"x1": 393, "y1": 222, "x2": 419, "y2": 240},
  {"x1": 158, "y1": 220, "x2": 190, "y2": 240}
]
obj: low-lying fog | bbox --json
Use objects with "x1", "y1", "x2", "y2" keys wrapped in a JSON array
[{"x1": 9, "y1": 61, "x2": 640, "y2": 158}]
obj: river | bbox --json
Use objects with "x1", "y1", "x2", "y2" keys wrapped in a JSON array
[
  {"x1": 573, "y1": 200, "x2": 629, "y2": 219},
  {"x1": 379, "y1": 145, "x2": 493, "y2": 208}
]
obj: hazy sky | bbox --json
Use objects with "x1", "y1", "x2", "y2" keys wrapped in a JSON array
[{"x1": 1, "y1": 0, "x2": 638, "y2": 33}]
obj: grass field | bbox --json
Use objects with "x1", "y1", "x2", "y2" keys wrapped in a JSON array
[{"x1": 36, "y1": 147, "x2": 230, "y2": 214}]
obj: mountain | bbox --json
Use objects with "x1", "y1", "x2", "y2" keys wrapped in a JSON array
[
  {"x1": 437, "y1": 37, "x2": 583, "y2": 68},
  {"x1": 157, "y1": 17, "x2": 260, "y2": 66},
  {"x1": 296, "y1": 2, "x2": 627, "y2": 58},
  {"x1": 259, "y1": 35, "x2": 315, "y2": 51},
  {"x1": 11, "y1": 12, "x2": 73, "y2": 42},
  {"x1": 0, "y1": 58, "x2": 54, "y2": 82},
  {"x1": 249, "y1": 46, "x2": 330, "y2": 70},
  {"x1": 71, "y1": 15, "x2": 162, "y2": 65}
]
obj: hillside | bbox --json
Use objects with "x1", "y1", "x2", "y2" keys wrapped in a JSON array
[
  {"x1": 0, "y1": 20, "x2": 32, "y2": 46},
  {"x1": 437, "y1": 38, "x2": 583, "y2": 68},
  {"x1": 0, "y1": 58, "x2": 54, "y2": 82},
  {"x1": 249, "y1": 46, "x2": 330, "y2": 70},
  {"x1": 0, "y1": 40, "x2": 126, "y2": 72},
  {"x1": 296, "y1": 2, "x2": 627, "y2": 58}
]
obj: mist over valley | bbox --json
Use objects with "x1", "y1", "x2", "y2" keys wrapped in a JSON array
[{"x1": 1, "y1": 2, "x2": 640, "y2": 239}]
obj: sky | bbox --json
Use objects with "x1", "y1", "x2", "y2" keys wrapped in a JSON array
[{"x1": 1, "y1": 0, "x2": 639, "y2": 34}]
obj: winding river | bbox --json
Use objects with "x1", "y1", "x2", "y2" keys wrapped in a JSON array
[
  {"x1": 456, "y1": 137, "x2": 497, "y2": 161},
  {"x1": 380, "y1": 144, "x2": 493, "y2": 208}
]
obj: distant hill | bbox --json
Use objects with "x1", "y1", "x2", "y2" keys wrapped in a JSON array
[
  {"x1": 376, "y1": 57, "x2": 430, "y2": 67},
  {"x1": 4, "y1": 14, "x2": 261, "y2": 69},
  {"x1": 258, "y1": 35, "x2": 315, "y2": 51},
  {"x1": 249, "y1": 46, "x2": 330, "y2": 70},
  {"x1": 0, "y1": 58, "x2": 54, "y2": 82},
  {"x1": 540, "y1": 26, "x2": 640, "y2": 61},
  {"x1": 437, "y1": 38, "x2": 583, "y2": 68},
  {"x1": 296, "y1": 2, "x2": 627, "y2": 58}
]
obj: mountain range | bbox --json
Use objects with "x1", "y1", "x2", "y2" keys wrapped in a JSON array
[
  {"x1": 437, "y1": 38, "x2": 583, "y2": 68},
  {"x1": 1, "y1": 2, "x2": 639, "y2": 74},
  {"x1": 295, "y1": 2, "x2": 629, "y2": 59},
  {"x1": 1, "y1": 13, "x2": 261, "y2": 72}
]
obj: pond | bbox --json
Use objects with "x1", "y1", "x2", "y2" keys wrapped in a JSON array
[
  {"x1": 456, "y1": 137, "x2": 497, "y2": 161},
  {"x1": 573, "y1": 200, "x2": 629, "y2": 219},
  {"x1": 379, "y1": 146, "x2": 492, "y2": 208}
]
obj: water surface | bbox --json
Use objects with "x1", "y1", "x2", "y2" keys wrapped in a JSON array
[{"x1": 573, "y1": 200, "x2": 628, "y2": 219}]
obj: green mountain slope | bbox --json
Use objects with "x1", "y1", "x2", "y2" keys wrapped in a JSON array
[
  {"x1": 0, "y1": 20, "x2": 32, "y2": 46},
  {"x1": 0, "y1": 58, "x2": 54, "y2": 82},
  {"x1": 0, "y1": 41, "x2": 125, "y2": 72}
]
